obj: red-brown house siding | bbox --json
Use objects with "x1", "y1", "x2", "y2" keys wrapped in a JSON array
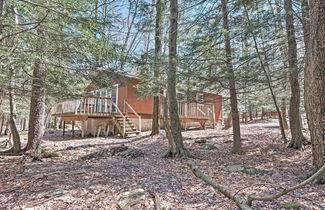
[
  {"x1": 117, "y1": 78, "x2": 222, "y2": 123},
  {"x1": 203, "y1": 93, "x2": 223, "y2": 122},
  {"x1": 122, "y1": 79, "x2": 154, "y2": 118},
  {"x1": 117, "y1": 85, "x2": 128, "y2": 112}
]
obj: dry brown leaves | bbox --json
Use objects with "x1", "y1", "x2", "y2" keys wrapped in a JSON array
[{"x1": 0, "y1": 120, "x2": 324, "y2": 209}]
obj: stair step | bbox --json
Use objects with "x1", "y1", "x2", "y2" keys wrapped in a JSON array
[
  {"x1": 115, "y1": 117, "x2": 132, "y2": 121},
  {"x1": 125, "y1": 127, "x2": 137, "y2": 131},
  {"x1": 117, "y1": 122, "x2": 135, "y2": 127},
  {"x1": 125, "y1": 131, "x2": 140, "y2": 134},
  {"x1": 116, "y1": 119, "x2": 132, "y2": 123},
  {"x1": 113, "y1": 114, "x2": 140, "y2": 138}
]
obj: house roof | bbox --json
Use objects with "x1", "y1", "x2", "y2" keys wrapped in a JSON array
[{"x1": 87, "y1": 68, "x2": 222, "y2": 97}]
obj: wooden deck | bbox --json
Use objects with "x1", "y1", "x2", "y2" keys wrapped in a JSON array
[
  {"x1": 51, "y1": 97, "x2": 142, "y2": 138},
  {"x1": 51, "y1": 97, "x2": 216, "y2": 138},
  {"x1": 163, "y1": 102, "x2": 216, "y2": 129}
]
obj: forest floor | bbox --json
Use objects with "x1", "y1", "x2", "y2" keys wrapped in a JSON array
[{"x1": 0, "y1": 119, "x2": 324, "y2": 210}]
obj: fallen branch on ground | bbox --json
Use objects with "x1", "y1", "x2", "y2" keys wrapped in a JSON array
[
  {"x1": 148, "y1": 190, "x2": 162, "y2": 210},
  {"x1": 187, "y1": 161, "x2": 252, "y2": 210},
  {"x1": 188, "y1": 161, "x2": 325, "y2": 209}
]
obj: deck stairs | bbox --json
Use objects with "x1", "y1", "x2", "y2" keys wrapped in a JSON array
[{"x1": 113, "y1": 114, "x2": 140, "y2": 138}]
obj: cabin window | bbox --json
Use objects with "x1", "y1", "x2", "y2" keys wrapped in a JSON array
[
  {"x1": 196, "y1": 93, "x2": 204, "y2": 103},
  {"x1": 90, "y1": 86, "x2": 118, "y2": 113},
  {"x1": 177, "y1": 92, "x2": 185, "y2": 102}
]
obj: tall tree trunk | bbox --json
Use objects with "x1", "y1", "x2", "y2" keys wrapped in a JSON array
[
  {"x1": 5, "y1": 4, "x2": 21, "y2": 153},
  {"x1": 151, "y1": 0, "x2": 163, "y2": 136},
  {"x1": 304, "y1": 0, "x2": 325, "y2": 183},
  {"x1": 165, "y1": 0, "x2": 188, "y2": 158},
  {"x1": 0, "y1": 114, "x2": 4, "y2": 135},
  {"x1": 261, "y1": 107, "x2": 265, "y2": 120},
  {"x1": 0, "y1": 0, "x2": 3, "y2": 40},
  {"x1": 224, "y1": 109, "x2": 232, "y2": 128},
  {"x1": 301, "y1": 0, "x2": 310, "y2": 48},
  {"x1": 249, "y1": 103, "x2": 253, "y2": 121},
  {"x1": 25, "y1": 26, "x2": 47, "y2": 159},
  {"x1": 284, "y1": 0, "x2": 306, "y2": 150},
  {"x1": 221, "y1": 0, "x2": 241, "y2": 154},
  {"x1": 281, "y1": 98, "x2": 289, "y2": 130}
]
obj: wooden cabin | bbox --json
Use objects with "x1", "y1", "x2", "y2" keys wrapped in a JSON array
[{"x1": 51, "y1": 73, "x2": 222, "y2": 138}]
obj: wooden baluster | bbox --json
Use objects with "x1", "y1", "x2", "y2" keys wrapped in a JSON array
[
  {"x1": 123, "y1": 117, "x2": 126, "y2": 138},
  {"x1": 212, "y1": 104, "x2": 216, "y2": 128},
  {"x1": 90, "y1": 98, "x2": 93, "y2": 114},
  {"x1": 178, "y1": 104, "x2": 181, "y2": 117},
  {"x1": 74, "y1": 101, "x2": 76, "y2": 113},
  {"x1": 110, "y1": 99, "x2": 113, "y2": 113},
  {"x1": 94, "y1": 99, "x2": 97, "y2": 113}
]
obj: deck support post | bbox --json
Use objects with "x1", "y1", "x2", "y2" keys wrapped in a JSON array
[
  {"x1": 72, "y1": 121, "x2": 75, "y2": 136},
  {"x1": 123, "y1": 117, "x2": 126, "y2": 138},
  {"x1": 54, "y1": 117, "x2": 57, "y2": 130},
  {"x1": 63, "y1": 121, "x2": 66, "y2": 136},
  {"x1": 87, "y1": 119, "x2": 92, "y2": 136},
  {"x1": 81, "y1": 120, "x2": 85, "y2": 138},
  {"x1": 212, "y1": 104, "x2": 216, "y2": 128}
]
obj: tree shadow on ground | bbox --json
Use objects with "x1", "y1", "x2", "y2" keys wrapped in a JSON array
[{"x1": 52, "y1": 134, "x2": 152, "y2": 151}]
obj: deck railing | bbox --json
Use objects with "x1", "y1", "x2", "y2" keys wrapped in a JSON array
[
  {"x1": 51, "y1": 97, "x2": 114, "y2": 115},
  {"x1": 177, "y1": 102, "x2": 215, "y2": 120}
]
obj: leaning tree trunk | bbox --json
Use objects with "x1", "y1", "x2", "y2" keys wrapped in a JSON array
[
  {"x1": 151, "y1": 0, "x2": 163, "y2": 136},
  {"x1": 221, "y1": 0, "x2": 241, "y2": 154},
  {"x1": 304, "y1": 0, "x2": 325, "y2": 183},
  {"x1": 243, "y1": 5, "x2": 287, "y2": 144},
  {"x1": 164, "y1": 0, "x2": 188, "y2": 158},
  {"x1": 284, "y1": 0, "x2": 306, "y2": 150},
  {"x1": 8, "y1": 67, "x2": 21, "y2": 153},
  {"x1": 25, "y1": 27, "x2": 47, "y2": 159}
]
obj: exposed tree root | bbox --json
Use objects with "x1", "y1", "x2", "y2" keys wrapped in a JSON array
[
  {"x1": 188, "y1": 161, "x2": 325, "y2": 209},
  {"x1": 163, "y1": 148, "x2": 198, "y2": 159},
  {"x1": 247, "y1": 163, "x2": 325, "y2": 205},
  {"x1": 288, "y1": 136, "x2": 309, "y2": 151}
]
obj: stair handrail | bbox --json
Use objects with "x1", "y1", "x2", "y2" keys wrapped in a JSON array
[
  {"x1": 124, "y1": 100, "x2": 141, "y2": 132},
  {"x1": 197, "y1": 104, "x2": 206, "y2": 117},
  {"x1": 112, "y1": 101, "x2": 126, "y2": 136}
]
